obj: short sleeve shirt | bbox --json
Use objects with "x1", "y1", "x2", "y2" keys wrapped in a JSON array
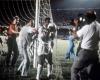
[{"x1": 77, "y1": 21, "x2": 100, "y2": 50}]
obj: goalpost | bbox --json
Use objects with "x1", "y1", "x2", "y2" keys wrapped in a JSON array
[{"x1": 33, "y1": 0, "x2": 54, "y2": 68}]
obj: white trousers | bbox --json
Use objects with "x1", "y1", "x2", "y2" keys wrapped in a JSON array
[{"x1": 18, "y1": 40, "x2": 30, "y2": 76}]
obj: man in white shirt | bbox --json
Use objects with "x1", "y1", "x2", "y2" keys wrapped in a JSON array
[
  {"x1": 71, "y1": 11, "x2": 100, "y2": 80},
  {"x1": 17, "y1": 20, "x2": 37, "y2": 77}
]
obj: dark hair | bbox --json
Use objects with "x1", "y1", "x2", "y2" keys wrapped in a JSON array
[
  {"x1": 13, "y1": 16, "x2": 19, "y2": 20},
  {"x1": 85, "y1": 10, "x2": 96, "y2": 24},
  {"x1": 70, "y1": 18, "x2": 79, "y2": 26},
  {"x1": 45, "y1": 17, "x2": 50, "y2": 22},
  {"x1": 26, "y1": 19, "x2": 34, "y2": 27}
]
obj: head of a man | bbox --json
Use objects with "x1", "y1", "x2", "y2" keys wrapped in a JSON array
[
  {"x1": 48, "y1": 23, "x2": 56, "y2": 32},
  {"x1": 26, "y1": 19, "x2": 33, "y2": 27},
  {"x1": 44, "y1": 17, "x2": 50, "y2": 28},
  {"x1": 12, "y1": 16, "x2": 19, "y2": 24},
  {"x1": 85, "y1": 10, "x2": 96, "y2": 24}
]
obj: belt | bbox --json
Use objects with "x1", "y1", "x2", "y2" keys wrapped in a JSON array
[{"x1": 81, "y1": 48, "x2": 98, "y2": 52}]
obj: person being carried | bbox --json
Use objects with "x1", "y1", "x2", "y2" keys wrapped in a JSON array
[{"x1": 36, "y1": 17, "x2": 56, "y2": 80}]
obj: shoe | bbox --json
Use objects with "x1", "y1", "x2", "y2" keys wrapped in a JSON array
[
  {"x1": 21, "y1": 75, "x2": 30, "y2": 78},
  {"x1": 36, "y1": 78, "x2": 40, "y2": 80},
  {"x1": 36, "y1": 77, "x2": 40, "y2": 80}
]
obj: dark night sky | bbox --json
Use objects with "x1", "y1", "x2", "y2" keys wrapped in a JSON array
[
  {"x1": 0, "y1": 0, "x2": 100, "y2": 25},
  {"x1": 51, "y1": 0, "x2": 100, "y2": 23},
  {"x1": 51, "y1": 0, "x2": 100, "y2": 9},
  {"x1": 0, "y1": 0, "x2": 35, "y2": 25}
]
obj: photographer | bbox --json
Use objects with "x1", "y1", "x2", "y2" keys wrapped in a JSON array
[{"x1": 71, "y1": 11, "x2": 100, "y2": 80}]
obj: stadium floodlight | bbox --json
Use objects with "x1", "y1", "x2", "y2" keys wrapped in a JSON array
[{"x1": 79, "y1": 17, "x2": 82, "y2": 21}]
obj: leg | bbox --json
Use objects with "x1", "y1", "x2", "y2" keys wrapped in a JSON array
[
  {"x1": 21, "y1": 43, "x2": 30, "y2": 76},
  {"x1": 21, "y1": 59, "x2": 26, "y2": 76},
  {"x1": 70, "y1": 41, "x2": 76, "y2": 61},
  {"x1": 24, "y1": 51, "x2": 30, "y2": 76},
  {"x1": 65, "y1": 40, "x2": 71, "y2": 59},
  {"x1": 47, "y1": 64, "x2": 52, "y2": 77},
  {"x1": 21, "y1": 58, "x2": 30, "y2": 76},
  {"x1": 71, "y1": 60, "x2": 80, "y2": 80},
  {"x1": 11, "y1": 38, "x2": 19, "y2": 68},
  {"x1": 18, "y1": 60, "x2": 24, "y2": 71},
  {"x1": 36, "y1": 64, "x2": 43, "y2": 80},
  {"x1": 6, "y1": 37, "x2": 13, "y2": 67},
  {"x1": 46, "y1": 53, "x2": 53, "y2": 77},
  {"x1": 17, "y1": 43, "x2": 23, "y2": 71},
  {"x1": 36, "y1": 55, "x2": 45, "y2": 80},
  {"x1": 71, "y1": 49, "x2": 93, "y2": 80},
  {"x1": 76, "y1": 42, "x2": 81, "y2": 56}
]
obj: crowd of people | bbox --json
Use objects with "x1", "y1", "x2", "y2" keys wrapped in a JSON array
[
  {"x1": 0, "y1": 16, "x2": 56, "y2": 80},
  {"x1": 0, "y1": 10, "x2": 100, "y2": 80}
]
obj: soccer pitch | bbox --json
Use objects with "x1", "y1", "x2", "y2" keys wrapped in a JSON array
[
  {"x1": 0, "y1": 38, "x2": 73, "y2": 80},
  {"x1": 53, "y1": 39, "x2": 67, "y2": 59},
  {"x1": 52, "y1": 39, "x2": 72, "y2": 80}
]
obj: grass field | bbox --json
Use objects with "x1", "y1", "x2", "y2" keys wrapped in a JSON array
[
  {"x1": 0, "y1": 39, "x2": 74, "y2": 80},
  {"x1": 53, "y1": 39, "x2": 67, "y2": 59},
  {"x1": 52, "y1": 39, "x2": 73, "y2": 80},
  {"x1": 0, "y1": 38, "x2": 100, "y2": 80}
]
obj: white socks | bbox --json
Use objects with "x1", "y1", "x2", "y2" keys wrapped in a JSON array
[{"x1": 36, "y1": 64, "x2": 43, "y2": 80}]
